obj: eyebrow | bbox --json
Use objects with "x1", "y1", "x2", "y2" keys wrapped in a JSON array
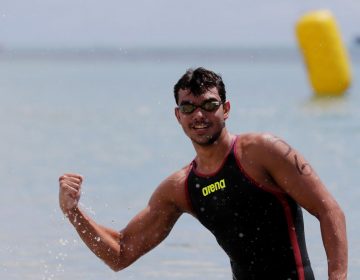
[{"x1": 179, "y1": 98, "x2": 219, "y2": 105}]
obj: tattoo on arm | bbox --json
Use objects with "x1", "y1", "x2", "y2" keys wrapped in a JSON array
[
  {"x1": 273, "y1": 138, "x2": 292, "y2": 157},
  {"x1": 294, "y1": 155, "x2": 313, "y2": 176},
  {"x1": 271, "y1": 136, "x2": 313, "y2": 176}
]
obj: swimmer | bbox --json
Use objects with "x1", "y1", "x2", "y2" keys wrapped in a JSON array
[{"x1": 59, "y1": 67, "x2": 347, "y2": 279}]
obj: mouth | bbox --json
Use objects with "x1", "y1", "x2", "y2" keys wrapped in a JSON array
[
  {"x1": 190, "y1": 122, "x2": 212, "y2": 132},
  {"x1": 193, "y1": 124, "x2": 210, "y2": 129}
]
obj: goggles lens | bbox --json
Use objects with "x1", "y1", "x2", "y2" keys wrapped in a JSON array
[{"x1": 178, "y1": 100, "x2": 222, "y2": 114}]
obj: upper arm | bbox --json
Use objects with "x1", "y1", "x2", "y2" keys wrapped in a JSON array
[
  {"x1": 259, "y1": 134, "x2": 339, "y2": 217},
  {"x1": 117, "y1": 176, "x2": 184, "y2": 269}
]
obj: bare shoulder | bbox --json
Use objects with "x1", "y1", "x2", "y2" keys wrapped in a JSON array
[
  {"x1": 235, "y1": 132, "x2": 274, "y2": 158},
  {"x1": 150, "y1": 165, "x2": 192, "y2": 214},
  {"x1": 236, "y1": 132, "x2": 292, "y2": 158},
  {"x1": 234, "y1": 132, "x2": 304, "y2": 190},
  {"x1": 237, "y1": 132, "x2": 316, "y2": 182}
]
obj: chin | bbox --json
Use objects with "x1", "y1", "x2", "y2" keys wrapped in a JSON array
[{"x1": 192, "y1": 132, "x2": 221, "y2": 146}]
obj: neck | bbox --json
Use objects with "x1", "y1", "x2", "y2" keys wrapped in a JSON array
[{"x1": 192, "y1": 129, "x2": 234, "y2": 173}]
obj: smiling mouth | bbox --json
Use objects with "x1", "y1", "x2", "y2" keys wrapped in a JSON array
[
  {"x1": 193, "y1": 124, "x2": 209, "y2": 129},
  {"x1": 192, "y1": 123, "x2": 210, "y2": 130}
]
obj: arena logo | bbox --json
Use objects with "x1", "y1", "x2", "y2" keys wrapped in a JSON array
[{"x1": 202, "y1": 179, "x2": 226, "y2": 196}]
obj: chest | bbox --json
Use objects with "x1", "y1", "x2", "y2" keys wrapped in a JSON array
[{"x1": 187, "y1": 161, "x2": 288, "y2": 232}]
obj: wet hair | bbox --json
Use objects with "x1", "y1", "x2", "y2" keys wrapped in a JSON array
[{"x1": 173, "y1": 67, "x2": 226, "y2": 104}]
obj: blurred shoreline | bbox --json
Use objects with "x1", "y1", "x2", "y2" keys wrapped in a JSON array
[
  {"x1": 1, "y1": 46, "x2": 359, "y2": 63},
  {"x1": 0, "y1": 46, "x2": 304, "y2": 62}
]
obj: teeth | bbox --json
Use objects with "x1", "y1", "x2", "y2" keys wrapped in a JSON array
[{"x1": 194, "y1": 124, "x2": 208, "y2": 129}]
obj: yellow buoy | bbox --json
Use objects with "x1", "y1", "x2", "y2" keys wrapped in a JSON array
[{"x1": 296, "y1": 10, "x2": 351, "y2": 96}]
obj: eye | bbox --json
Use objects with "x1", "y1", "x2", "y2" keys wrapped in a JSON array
[
  {"x1": 179, "y1": 104, "x2": 196, "y2": 113},
  {"x1": 203, "y1": 100, "x2": 221, "y2": 111}
]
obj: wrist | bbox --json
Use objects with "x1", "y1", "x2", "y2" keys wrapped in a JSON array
[
  {"x1": 329, "y1": 270, "x2": 347, "y2": 280},
  {"x1": 62, "y1": 205, "x2": 80, "y2": 218}
]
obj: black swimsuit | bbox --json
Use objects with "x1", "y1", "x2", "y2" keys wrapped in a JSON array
[{"x1": 185, "y1": 136, "x2": 314, "y2": 280}]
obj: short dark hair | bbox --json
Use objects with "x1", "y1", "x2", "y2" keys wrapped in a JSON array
[{"x1": 173, "y1": 67, "x2": 226, "y2": 104}]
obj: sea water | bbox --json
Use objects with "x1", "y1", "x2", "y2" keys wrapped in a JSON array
[{"x1": 0, "y1": 48, "x2": 359, "y2": 279}]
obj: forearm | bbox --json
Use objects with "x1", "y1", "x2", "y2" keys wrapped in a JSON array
[
  {"x1": 64, "y1": 206, "x2": 122, "y2": 270},
  {"x1": 319, "y1": 206, "x2": 348, "y2": 280}
]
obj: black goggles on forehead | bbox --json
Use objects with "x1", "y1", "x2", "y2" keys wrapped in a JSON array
[{"x1": 178, "y1": 100, "x2": 223, "y2": 114}]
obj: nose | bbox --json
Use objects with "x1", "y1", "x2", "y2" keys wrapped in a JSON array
[{"x1": 191, "y1": 107, "x2": 206, "y2": 120}]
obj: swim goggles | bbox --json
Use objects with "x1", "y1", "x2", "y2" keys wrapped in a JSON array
[{"x1": 178, "y1": 100, "x2": 222, "y2": 114}]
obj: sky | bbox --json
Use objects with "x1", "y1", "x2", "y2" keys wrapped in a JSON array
[{"x1": 1, "y1": 0, "x2": 359, "y2": 49}]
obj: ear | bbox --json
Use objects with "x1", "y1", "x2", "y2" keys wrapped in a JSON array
[
  {"x1": 223, "y1": 101, "x2": 230, "y2": 120},
  {"x1": 174, "y1": 107, "x2": 181, "y2": 123}
]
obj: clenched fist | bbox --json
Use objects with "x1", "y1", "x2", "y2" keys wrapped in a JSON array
[{"x1": 59, "y1": 173, "x2": 83, "y2": 214}]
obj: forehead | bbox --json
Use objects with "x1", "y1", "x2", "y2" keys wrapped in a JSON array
[{"x1": 177, "y1": 87, "x2": 220, "y2": 103}]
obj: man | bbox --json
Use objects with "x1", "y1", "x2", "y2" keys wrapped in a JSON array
[{"x1": 59, "y1": 67, "x2": 347, "y2": 279}]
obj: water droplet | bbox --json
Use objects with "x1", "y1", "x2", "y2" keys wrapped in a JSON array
[{"x1": 59, "y1": 238, "x2": 69, "y2": 246}]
